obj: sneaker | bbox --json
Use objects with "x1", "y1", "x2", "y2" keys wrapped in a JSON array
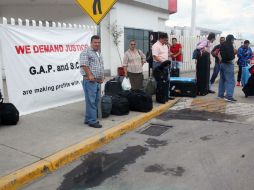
[
  {"x1": 224, "y1": 97, "x2": 237, "y2": 102},
  {"x1": 88, "y1": 122, "x2": 102, "y2": 128},
  {"x1": 217, "y1": 96, "x2": 224, "y2": 99},
  {"x1": 236, "y1": 82, "x2": 241, "y2": 86}
]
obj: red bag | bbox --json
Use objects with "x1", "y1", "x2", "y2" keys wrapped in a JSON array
[{"x1": 117, "y1": 67, "x2": 125, "y2": 76}]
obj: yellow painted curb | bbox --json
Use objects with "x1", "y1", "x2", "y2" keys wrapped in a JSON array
[{"x1": 0, "y1": 98, "x2": 180, "y2": 190}]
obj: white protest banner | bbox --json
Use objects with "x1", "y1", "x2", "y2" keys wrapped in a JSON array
[{"x1": 0, "y1": 25, "x2": 93, "y2": 115}]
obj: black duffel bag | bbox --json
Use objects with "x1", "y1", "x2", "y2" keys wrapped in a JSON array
[
  {"x1": 120, "y1": 90, "x2": 153, "y2": 112},
  {"x1": 101, "y1": 95, "x2": 112, "y2": 118},
  {"x1": 111, "y1": 95, "x2": 129, "y2": 116},
  {"x1": 105, "y1": 79, "x2": 123, "y2": 96},
  {"x1": 0, "y1": 102, "x2": 19, "y2": 125}
]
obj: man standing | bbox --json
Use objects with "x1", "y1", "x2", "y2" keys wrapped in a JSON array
[
  {"x1": 236, "y1": 40, "x2": 253, "y2": 86},
  {"x1": 170, "y1": 37, "x2": 182, "y2": 69},
  {"x1": 152, "y1": 33, "x2": 169, "y2": 69},
  {"x1": 210, "y1": 37, "x2": 225, "y2": 85},
  {"x1": 218, "y1": 34, "x2": 237, "y2": 102},
  {"x1": 80, "y1": 35, "x2": 104, "y2": 128},
  {"x1": 152, "y1": 33, "x2": 174, "y2": 100}
]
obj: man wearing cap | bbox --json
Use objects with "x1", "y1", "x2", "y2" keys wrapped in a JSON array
[{"x1": 218, "y1": 34, "x2": 237, "y2": 102}]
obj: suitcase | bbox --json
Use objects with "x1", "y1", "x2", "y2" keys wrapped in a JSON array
[
  {"x1": 111, "y1": 95, "x2": 129, "y2": 115},
  {"x1": 170, "y1": 60, "x2": 180, "y2": 77},
  {"x1": 117, "y1": 67, "x2": 125, "y2": 76},
  {"x1": 101, "y1": 95, "x2": 112, "y2": 118},
  {"x1": 241, "y1": 65, "x2": 251, "y2": 87},
  {"x1": 120, "y1": 90, "x2": 153, "y2": 112},
  {"x1": 104, "y1": 79, "x2": 123, "y2": 96},
  {"x1": 0, "y1": 103, "x2": 19, "y2": 125},
  {"x1": 196, "y1": 52, "x2": 210, "y2": 95},
  {"x1": 170, "y1": 77, "x2": 197, "y2": 97},
  {"x1": 156, "y1": 80, "x2": 169, "y2": 104}
]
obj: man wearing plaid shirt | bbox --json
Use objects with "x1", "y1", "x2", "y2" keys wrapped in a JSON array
[{"x1": 80, "y1": 35, "x2": 104, "y2": 128}]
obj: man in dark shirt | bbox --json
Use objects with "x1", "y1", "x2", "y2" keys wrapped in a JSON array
[
  {"x1": 210, "y1": 37, "x2": 225, "y2": 85},
  {"x1": 218, "y1": 34, "x2": 237, "y2": 102}
]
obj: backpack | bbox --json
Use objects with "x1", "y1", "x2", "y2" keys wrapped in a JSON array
[{"x1": 101, "y1": 95, "x2": 112, "y2": 118}]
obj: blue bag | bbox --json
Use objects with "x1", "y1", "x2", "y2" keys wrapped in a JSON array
[{"x1": 241, "y1": 65, "x2": 251, "y2": 87}]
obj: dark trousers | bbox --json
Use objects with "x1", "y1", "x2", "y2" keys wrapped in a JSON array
[
  {"x1": 210, "y1": 62, "x2": 221, "y2": 84},
  {"x1": 237, "y1": 65, "x2": 243, "y2": 82}
]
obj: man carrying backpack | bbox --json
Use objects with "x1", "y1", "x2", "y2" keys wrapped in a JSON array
[{"x1": 218, "y1": 34, "x2": 237, "y2": 102}]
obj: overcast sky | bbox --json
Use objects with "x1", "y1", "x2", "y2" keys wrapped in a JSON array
[{"x1": 167, "y1": 0, "x2": 254, "y2": 42}]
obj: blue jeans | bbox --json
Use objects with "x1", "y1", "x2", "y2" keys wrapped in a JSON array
[
  {"x1": 82, "y1": 80, "x2": 101, "y2": 124},
  {"x1": 210, "y1": 62, "x2": 221, "y2": 84},
  {"x1": 218, "y1": 62, "x2": 235, "y2": 98}
]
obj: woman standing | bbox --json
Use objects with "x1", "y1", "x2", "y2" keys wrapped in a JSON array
[
  {"x1": 123, "y1": 40, "x2": 146, "y2": 90},
  {"x1": 196, "y1": 33, "x2": 216, "y2": 95}
]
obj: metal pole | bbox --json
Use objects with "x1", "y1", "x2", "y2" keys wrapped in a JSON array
[{"x1": 191, "y1": 0, "x2": 196, "y2": 36}]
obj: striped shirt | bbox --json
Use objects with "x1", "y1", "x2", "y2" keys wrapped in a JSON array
[
  {"x1": 80, "y1": 47, "x2": 104, "y2": 80},
  {"x1": 123, "y1": 49, "x2": 146, "y2": 73}
]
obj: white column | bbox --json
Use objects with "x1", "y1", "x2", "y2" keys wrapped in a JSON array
[{"x1": 191, "y1": 0, "x2": 196, "y2": 36}]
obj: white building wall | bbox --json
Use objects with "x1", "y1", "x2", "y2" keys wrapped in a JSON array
[{"x1": 100, "y1": 2, "x2": 169, "y2": 76}]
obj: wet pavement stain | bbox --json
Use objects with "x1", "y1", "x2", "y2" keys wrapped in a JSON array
[
  {"x1": 145, "y1": 164, "x2": 185, "y2": 177},
  {"x1": 57, "y1": 145, "x2": 148, "y2": 190},
  {"x1": 145, "y1": 138, "x2": 168, "y2": 148},
  {"x1": 200, "y1": 135, "x2": 213, "y2": 141},
  {"x1": 157, "y1": 109, "x2": 243, "y2": 123}
]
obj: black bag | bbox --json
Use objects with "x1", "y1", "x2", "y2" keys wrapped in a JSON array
[
  {"x1": 101, "y1": 95, "x2": 112, "y2": 118},
  {"x1": 105, "y1": 79, "x2": 123, "y2": 96},
  {"x1": 170, "y1": 77, "x2": 197, "y2": 97},
  {"x1": 242, "y1": 75, "x2": 254, "y2": 97},
  {"x1": 120, "y1": 90, "x2": 153, "y2": 112},
  {"x1": 156, "y1": 80, "x2": 169, "y2": 104},
  {"x1": 0, "y1": 103, "x2": 19, "y2": 125},
  {"x1": 111, "y1": 95, "x2": 129, "y2": 115}
]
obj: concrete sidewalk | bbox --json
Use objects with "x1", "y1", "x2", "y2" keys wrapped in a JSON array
[
  {"x1": 1, "y1": 69, "x2": 253, "y2": 190},
  {"x1": 0, "y1": 73, "x2": 182, "y2": 190}
]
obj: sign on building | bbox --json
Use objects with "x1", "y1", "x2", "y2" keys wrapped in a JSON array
[{"x1": 76, "y1": 0, "x2": 117, "y2": 25}]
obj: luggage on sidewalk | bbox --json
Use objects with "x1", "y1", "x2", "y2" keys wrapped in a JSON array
[
  {"x1": 242, "y1": 75, "x2": 254, "y2": 97},
  {"x1": 120, "y1": 90, "x2": 153, "y2": 112},
  {"x1": 170, "y1": 77, "x2": 197, "y2": 97},
  {"x1": 196, "y1": 52, "x2": 210, "y2": 95},
  {"x1": 0, "y1": 103, "x2": 19, "y2": 125},
  {"x1": 170, "y1": 60, "x2": 180, "y2": 77},
  {"x1": 144, "y1": 77, "x2": 156, "y2": 95},
  {"x1": 156, "y1": 80, "x2": 169, "y2": 104},
  {"x1": 105, "y1": 79, "x2": 123, "y2": 96},
  {"x1": 241, "y1": 65, "x2": 251, "y2": 87},
  {"x1": 111, "y1": 95, "x2": 129, "y2": 115},
  {"x1": 101, "y1": 95, "x2": 112, "y2": 118}
]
